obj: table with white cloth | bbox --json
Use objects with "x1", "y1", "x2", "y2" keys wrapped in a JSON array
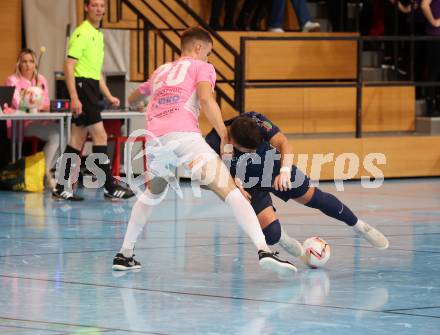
[{"x1": 0, "y1": 111, "x2": 70, "y2": 162}]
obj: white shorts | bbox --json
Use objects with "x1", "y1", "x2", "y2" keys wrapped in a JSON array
[{"x1": 146, "y1": 132, "x2": 218, "y2": 178}]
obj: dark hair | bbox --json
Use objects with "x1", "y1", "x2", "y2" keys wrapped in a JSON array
[
  {"x1": 181, "y1": 26, "x2": 213, "y2": 50},
  {"x1": 84, "y1": 0, "x2": 90, "y2": 5},
  {"x1": 230, "y1": 116, "x2": 263, "y2": 149}
]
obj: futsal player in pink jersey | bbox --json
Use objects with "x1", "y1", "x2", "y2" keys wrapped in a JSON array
[{"x1": 112, "y1": 27, "x2": 297, "y2": 275}]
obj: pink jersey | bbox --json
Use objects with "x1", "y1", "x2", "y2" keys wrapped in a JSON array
[
  {"x1": 4, "y1": 74, "x2": 51, "y2": 138},
  {"x1": 5, "y1": 74, "x2": 50, "y2": 112},
  {"x1": 138, "y1": 56, "x2": 216, "y2": 138}
]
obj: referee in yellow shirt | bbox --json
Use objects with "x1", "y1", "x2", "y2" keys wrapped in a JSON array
[{"x1": 53, "y1": 0, "x2": 133, "y2": 200}]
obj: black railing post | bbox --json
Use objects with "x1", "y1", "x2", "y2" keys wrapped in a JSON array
[
  {"x1": 136, "y1": 17, "x2": 140, "y2": 75},
  {"x1": 237, "y1": 37, "x2": 246, "y2": 113},
  {"x1": 108, "y1": 0, "x2": 112, "y2": 23},
  {"x1": 355, "y1": 0, "x2": 360, "y2": 33},
  {"x1": 154, "y1": 32, "x2": 158, "y2": 69},
  {"x1": 117, "y1": 0, "x2": 122, "y2": 21},
  {"x1": 409, "y1": 2, "x2": 415, "y2": 82},
  {"x1": 356, "y1": 37, "x2": 363, "y2": 138},
  {"x1": 143, "y1": 20, "x2": 148, "y2": 82}
]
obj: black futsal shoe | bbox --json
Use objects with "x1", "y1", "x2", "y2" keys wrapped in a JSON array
[
  {"x1": 258, "y1": 250, "x2": 298, "y2": 275},
  {"x1": 112, "y1": 253, "x2": 141, "y2": 271}
]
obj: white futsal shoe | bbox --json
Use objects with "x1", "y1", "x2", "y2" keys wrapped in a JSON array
[
  {"x1": 258, "y1": 250, "x2": 298, "y2": 275},
  {"x1": 353, "y1": 220, "x2": 389, "y2": 250},
  {"x1": 278, "y1": 228, "x2": 304, "y2": 257}
]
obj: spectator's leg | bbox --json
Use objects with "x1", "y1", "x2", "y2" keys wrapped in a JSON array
[
  {"x1": 237, "y1": 0, "x2": 255, "y2": 31},
  {"x1": 223, "y1": 0, "x2": 238, "y2": 29},
  {"x1": 251, "y1": 0, "x2": 272, "y2": 30},
  {"x1": 268, "y1": 0, "x2": 286, "y2": 31},
  {"x1": 209, "y1": 0, "x2": 223, "y2": 30},
  {"x1": 289, "y1": 0, "x2": 312, "y2": 28}
]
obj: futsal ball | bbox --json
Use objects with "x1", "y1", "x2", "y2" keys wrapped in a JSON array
[
  {"x1": 21, "y1": 86, "x2": 44, "y2": 113},
  {"x1": 302, "y1": 237, "x2": 331, "y2": 268}
]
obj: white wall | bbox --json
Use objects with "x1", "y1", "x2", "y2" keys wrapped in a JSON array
[{"x1": 23, "y1": 0, "x2": 129, "y2": 100}]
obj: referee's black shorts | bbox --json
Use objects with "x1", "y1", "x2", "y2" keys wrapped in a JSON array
[{"x1": 72, "y1": 77, "x2": 102, "y2": 127}]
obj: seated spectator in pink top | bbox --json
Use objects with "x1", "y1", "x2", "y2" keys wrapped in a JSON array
[{"x1": 5, "y1": 48, "x2": 60, "y2": 188}]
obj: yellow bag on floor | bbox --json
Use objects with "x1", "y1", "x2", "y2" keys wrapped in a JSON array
[{"x1": 0, "y1": 152, "x2": 45, "y2": 192}]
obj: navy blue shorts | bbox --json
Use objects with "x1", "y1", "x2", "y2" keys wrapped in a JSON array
[{"x1": 248, "y1": 165, "x2": 310, "y2": 214}]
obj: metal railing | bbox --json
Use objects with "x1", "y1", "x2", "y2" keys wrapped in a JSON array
[
  {"x1": 104, "y1": 0, "x2": 243, "y2": 110},
  {"x1": 238, "y1": 35, "x2": 440, "y2": 138}
]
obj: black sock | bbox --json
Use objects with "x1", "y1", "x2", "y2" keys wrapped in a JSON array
[
  {"x1": 305, "y1": 188, "x2": 358, "y2": 226},
  {"x1": 92, "y1": 145, "x2": 114, "y2": 189},
  {"x1": 56, "y1": 145, "x2": 81, "y2": 191}
]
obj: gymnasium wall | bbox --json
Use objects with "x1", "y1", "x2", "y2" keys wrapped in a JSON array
[
  {"x1": 0, "y1": 0, "x2": 21, "y2": 85},
  {"x1": 21, "y1": 0, "x2": 128, "y2": 100}
]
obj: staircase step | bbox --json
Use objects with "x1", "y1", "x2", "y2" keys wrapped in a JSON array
[
  {"x1": 362, "y1": 50, "x2": 382, "y2": 68},
  {"x1": 313, "y1": 18, "x2": 331, "y2": 32},
  {"x1": 362, "y1": 67, "x2": 384, "y2": 81},
  {"x1": 307, "y1": 1, "x2": 328, "y2": 19},
  {"x1": 416, "y1": 116, "x2": 440, "y2": 134},
  {"x1": 416, "y1": 99, "x2": 427, "y2": 117}
]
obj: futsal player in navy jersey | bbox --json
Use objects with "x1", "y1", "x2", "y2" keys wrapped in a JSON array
[{"x1": 205, "y1": 112, "x2": 389, "y2": 257}]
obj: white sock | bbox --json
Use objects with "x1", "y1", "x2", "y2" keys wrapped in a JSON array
[
  {"x1": 120, "y1": 197, "x2": 153, "y2": 257},
  {"x1": 225, "y1": 189, "x2": 270, "y2": 252},
  {"x1": 353, "y1": 219, "x2": 366, "y2": 232}
]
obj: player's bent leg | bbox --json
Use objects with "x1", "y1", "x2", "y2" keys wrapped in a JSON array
[
  {"x1": 297, "y1": 187, "x2": 389, "y2": 249},
  {"x1": 112, "y1": 177, "x2": 168, "y2": 271},
  {"x1": 196, "y1": 157, "x2": 297, "y2": 274},
  {"x1": 257, "y1": 207, "x2": 304, "y2": 257}
]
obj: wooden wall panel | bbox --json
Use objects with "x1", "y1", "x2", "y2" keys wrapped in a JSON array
[
  {"x1": 0, "y1": 0, "x2": 21, "y2": 83},
  {"x1": 242, "y1": 87, "x2": 356, "y2": 134},
  {"x1": 245, "y1": 37, "x2": 358, "y2": 80},
  {"x1": 362, "y1": 86, "x2": 415, "y2": 132},
  {"x1": 243, "y1": 86, "x2": 414, "y2": 134},
  {"x1": 304, "y1": 88, "x2": 356, "y2": 133},
  {"x1": 287, "y1": 136, "x2": 440, "y2": 180},
  {"x1": 361, "y1": 136, "x2": 440, "y2": 178},
  {"x1": 289, "y1": 137, "x2": 363, "y2": 180},
  {"x1": 245, "y1": 88, "x2": 305, "y2": 134}
]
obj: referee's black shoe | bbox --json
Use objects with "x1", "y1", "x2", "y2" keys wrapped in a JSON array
[
  {"x1": 52, "y1": 186, "x2": 84, "y2": 201},
  {"x1": 104, "y1": 182, "x2": 135, "y2": 199}
]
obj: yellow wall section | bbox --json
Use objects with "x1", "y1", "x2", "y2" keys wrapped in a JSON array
[{"x1": 0, "y1": 0, "x2": 21, "y2": 84}]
